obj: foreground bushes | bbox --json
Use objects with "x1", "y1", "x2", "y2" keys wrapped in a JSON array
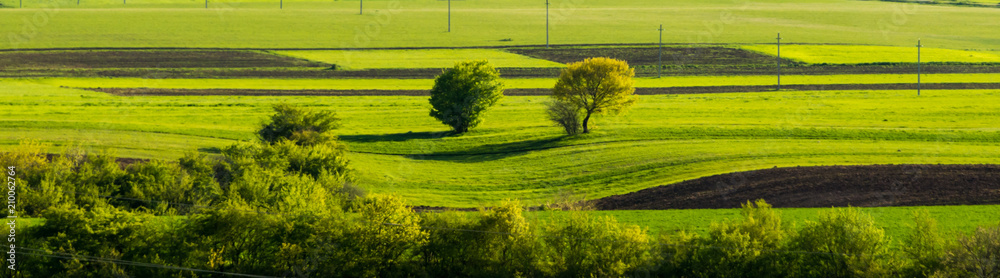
[
  {"x1": 10, "y1": 193, "x2": 1000, "y2": 277},
  {"x1": 4, "y1": 140, "x2": 999, "y2": 277}
]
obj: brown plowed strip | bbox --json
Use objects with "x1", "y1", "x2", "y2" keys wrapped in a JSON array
[
  {"x1": 0, "y1": 50, "x2": 323, "y2": 69},
  {"x1": 593, "y1": 164, "x2": 1000, "y2": 210},
  {"x1": 88, "y1": 83, "x2": 1000, "y2": 96}
]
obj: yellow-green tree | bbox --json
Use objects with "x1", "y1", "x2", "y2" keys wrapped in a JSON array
[{"x1": 552, "y1": 57, "x2": 637, "y2": 133}]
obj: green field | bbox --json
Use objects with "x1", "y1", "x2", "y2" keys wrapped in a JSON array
[
  {"x1": 4, "y1": 80, "x2": 1000, "y2": 207},
  {"x1": 18, "y1": 73, "x2": 1000, "y2": 91},
  {"x1": 2, "y1": 0, "x2": 1000, "y2": 50},
  {"x1": 541, "y1": 205, "x2": 1000, "y2": 243},
  {"x1": 271, "y1": 49, "x2": 566, "y2": 69},
  {"x1": 742, "y1": 44, "x2": 1000, "y2": 64}
]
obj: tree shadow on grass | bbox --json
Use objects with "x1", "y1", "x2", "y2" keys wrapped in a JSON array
[
  {"x1": 407, "y1": 137, "x2": 569, "y2": 163},
  {"x1": 340, "y1": 131, "x2": 574, "y2": 163},
  {"x1": 339, "y1": 131, "x2": 454, "y2": 143}
]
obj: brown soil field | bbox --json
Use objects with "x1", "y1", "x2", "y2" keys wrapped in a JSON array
[
  {"x1": 87, "y1": 83, "x2": 1000, "y2": 97},
  {"x1": 0, "y1": 50, "x2": 324, "y2": 69},
  {"x1": 593, "y1": 164, "x2": 1000, "y2": 210},
  {"x1": 508, "y1": 47, "x2": 782, "y2": 66}
]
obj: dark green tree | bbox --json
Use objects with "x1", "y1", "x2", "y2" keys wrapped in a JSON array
[{"x1": 429, "y1": 60, "x2": 505, "y2": 133}]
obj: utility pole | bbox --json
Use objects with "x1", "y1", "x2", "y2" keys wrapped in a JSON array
[
  {"x1": 360, "y1": 0, "x2": 363, "y2": 15},
  {"x1": 205, "y1": 0, "x2": 208, "y2": 9},
  {"x1": 280, "y1": 0, "x2": 283, "y2": 9},
  {"x1": 448, "y1": 0, "x2": 451, "y2": 32},
  {"x1": 917, "y1": 39, "x2": 922, "y2": 96},
  {"x1": 545, "y1": 0, "x2": 550, "y2": 48},
  {"x1": 776, "y1": 32, "x2": 782, "y2": 91},
  {"x1": 658, "y1": 24, "x2": 664, "y2": 78}
]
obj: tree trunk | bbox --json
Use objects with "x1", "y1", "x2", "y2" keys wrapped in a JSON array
[{"x1": 582, "y1": 111, "x2": 592, "y2": 133}]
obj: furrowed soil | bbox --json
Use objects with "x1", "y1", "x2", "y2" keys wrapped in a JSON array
[
  {"x1": 0, "y1": 50, "x2": 325, "y2": 69},
  {"x1": 508, "y1": 47, "x2": 781, "y2": 66},
  {"x1": 88, "y1": 83, "x2": 1000, "y2": 96},
  {"x1": 593, "y1": 164, "x2": 1000, "y2": 210}
]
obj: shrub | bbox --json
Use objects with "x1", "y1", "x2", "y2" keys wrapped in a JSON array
[
  {"x1": 27, "y1": 204, "x2": 155, "y2": 277},
  {"x1": 657, "y1": 199, "x2": 790, "y2": 277},
  {"x1": 787, "y1": 207, "x2": 899, "y2": 278},
  {"x1": 541, "y1": 212, "x2": 653, "y2": 277},
  {"x1": 420, "y1": 201, "x2": 539, "y2": 277},
  {"x1": 546, "y1": 99, "x2": 582, "y2": 136},
  {"x1": 258, "y1": 103, "x2": 341, "y2": 146},
  {"x1": 902, "y1": 209, "x2": 945, "y2": 277},
  {"x1": 428, "y1": 60, "x2": 505, "y2": 133},
  {"x1": 936, "y1": 224, "x2": 1000, "y2": 277},
  {"x1": 336, "y1": 194, "x2": 429, "y2": 277}
]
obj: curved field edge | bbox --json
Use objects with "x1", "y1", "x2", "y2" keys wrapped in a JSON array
[
  {"x1": 349, "y1": 139, "x2": 1000, "y2": 207},
  {"x1": 592, "y1": 164, "x2": 1000, "y2": 210}
]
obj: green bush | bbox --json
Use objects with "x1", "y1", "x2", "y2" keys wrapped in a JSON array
[
  {"x1": 336, "y1": 194, "x2": 428, "y2": 277},
  {"x1": 659, "y1": 200, "x2": 790, "y2": 277},
  {"x1": 25, "y1": 204, "x2": 155, "y2": 277},
  {"x1": 258, "y1": 103, "x2": 341, "y2": 146},
  {"x1": 420, "y1": 200, "x2": 539, "y2": 277},
  {"x1": 787, "y1": 207, "x2": 899, "y2": 278},
  {"x1": 902, "y1": 209, "x2": 945, "y2": 277},
  {"x1": 541, "y1": 212, "x2": 653, "y2": 277},
  {"x1": 936, "y1": 224, "x2": 1000, "y2": 277}
]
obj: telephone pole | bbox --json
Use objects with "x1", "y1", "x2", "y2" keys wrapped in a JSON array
[
  {"x1": 776, "y1": 32, "x2": 782, "y2": 91},
  {"x1": 545, "y1": 0, "x2": 550, "y2": 48},
  {"x1": 360, "y1": 0, "x2": 363, "y2": 15},
  {"x1": 917, "y1": 39, "x2": 922, "y2": 96},
  {"x1": 658, "y1": 24, "x2": 664, "y2": 78},
  {"x1": 448, "y1": 0, "x2": 451, "y2": 32}
]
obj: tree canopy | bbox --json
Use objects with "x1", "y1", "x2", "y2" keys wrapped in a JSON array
[
  {"x1": 552, "y1": 57, "x2": 637, "y2": 133},
  {"x1": 429, "y1": 60, "x2": 505, "y2": 133}
]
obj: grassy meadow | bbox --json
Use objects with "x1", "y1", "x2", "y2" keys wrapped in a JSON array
[
  {"x1": 19, "y1": 73, "x2": 1000, "y2": 90},
  {"x1": 4, "y1": 80, "x2": 1000, "y2": 207},
  {"x1": 741, "y1": 44, "x2": 1000, "y2": 64},
  {"x1": 2, "y1": 0, "x2": 1000, "y2": 50},
  {"x1": 542, "y1": 205, "x2": 1000, "y2": 244}
]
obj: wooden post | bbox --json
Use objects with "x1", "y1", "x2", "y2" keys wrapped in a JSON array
[
  {"x1": 546, "y1": 0, "x2": 550, "y2": 48},
  {"x1": 658, "y1": 24, "x2": 664, "y2": 78},
  {"x1": 917, "y1": 39, "x2": 922, "y2": 96},
  {"x1": 776, "y1": 32, "x2": 782, "y2": 91}
]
